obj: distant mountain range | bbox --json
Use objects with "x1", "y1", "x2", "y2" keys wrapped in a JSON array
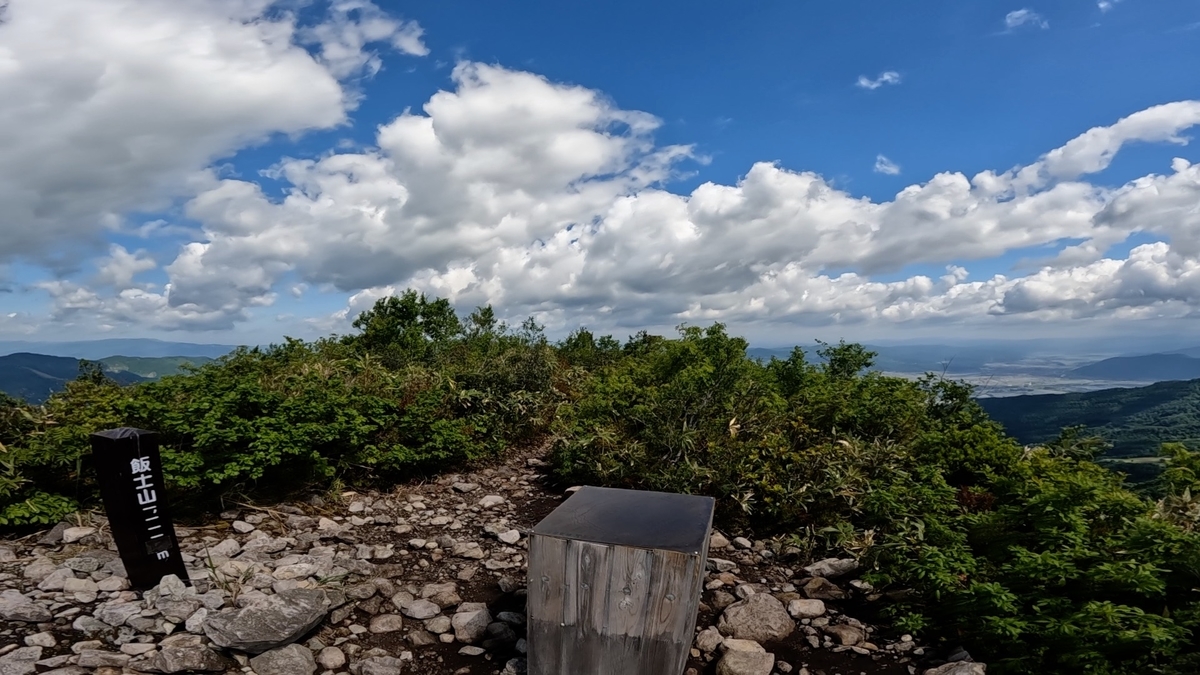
[
  {"x1": 0, "y1": 338, "x2": 237, "y2": 360},
  {"x1": 0, "y1": 353, "x2": 215, "y2": 403},
  {"x1": 1068, "y1": 353, "x2": 1200, "y2": 381},
  {"x1": 0, "y1": 353, "x2": 147, "y2": 403}
]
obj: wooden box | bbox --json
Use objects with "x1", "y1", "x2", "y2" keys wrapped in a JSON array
[{"x1": 527, "y1": 486, "x2": 715, "y2": 675}]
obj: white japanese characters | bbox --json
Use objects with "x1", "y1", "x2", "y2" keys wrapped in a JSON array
[{"x1": 130, "y1": 455, "x2": 169, "y2": 560}]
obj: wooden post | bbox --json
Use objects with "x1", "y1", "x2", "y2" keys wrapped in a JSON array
[
  {"x1": 90, "y1": 427, "x2": 188, "y2": 591},
  {"x1": 527, "y1": 486, "x2": 714, "y2": 675}
]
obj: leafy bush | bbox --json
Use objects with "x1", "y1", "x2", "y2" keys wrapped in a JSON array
[
  {"x1": 0, "y1": 294, "x2": 566, "y2": 520},
  {"x1": 550, "y1": 323, "x2": 1200, "y2": 674}
]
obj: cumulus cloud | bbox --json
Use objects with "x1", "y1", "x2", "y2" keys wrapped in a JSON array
[
  {"x1": 90, "y1": 79, "x2": 1195, "y2": 335},
  {"x1": 874, "y1": 155, "x2": 901, "y2": 175},
  {"x1": 1097, "y1": 0, "x2": 1121, "y2": 13},
  {"x1": 1005, "y1": 9, "x2": 1049, "y2": 30},
  {"x1": 856, "y1": 71, "x2": 901, "y2": 90},
  {"x1": 0, "y1": 0, "x2": 425, "y2": 268}
]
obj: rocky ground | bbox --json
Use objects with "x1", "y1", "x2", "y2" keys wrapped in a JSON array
[{"x1": 0, "y1": 444, "x2": 987, "y2": 675}]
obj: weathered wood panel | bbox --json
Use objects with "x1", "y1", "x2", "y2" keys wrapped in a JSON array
[
  {"x1": 526, "y1": 534, "x2": 565, "y2": 675},
  {"x1": 527, "y1": 487, "x2": 715, "y2": 675}
]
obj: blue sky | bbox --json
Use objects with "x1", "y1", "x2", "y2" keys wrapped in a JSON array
[{"x1": 1, "y1": 0, "x2": 1199, "y2": 346}]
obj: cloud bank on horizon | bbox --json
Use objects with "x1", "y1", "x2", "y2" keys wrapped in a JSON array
[{"x1": 1, "y1": 0, "x2": 1198, "y2": 344}]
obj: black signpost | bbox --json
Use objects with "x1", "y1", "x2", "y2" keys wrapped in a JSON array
[{"x1": 90, "y1": 427, "x2": 189, "y2": 591}]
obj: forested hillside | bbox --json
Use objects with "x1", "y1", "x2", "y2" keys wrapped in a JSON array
[
  {"x1": 977, "y1": 379, "x2": 1200, "y2": 456},
  {"x1": 1068, "y1": 353, "x2": 1200, "y2": 381},
  {"x1": 1, "y1": 291, "x2": 1198, "y2": 674},
  {"x1": 0, "y1": 353, "x2": 146, "y2": 404}
]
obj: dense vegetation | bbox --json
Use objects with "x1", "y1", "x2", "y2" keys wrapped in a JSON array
[
  {"x1": 978, "y1": 379, "x2": 1200, "y2": 457},
  {"x1": 2, "y1": 291, "x2": 1199, "y2": 674}
]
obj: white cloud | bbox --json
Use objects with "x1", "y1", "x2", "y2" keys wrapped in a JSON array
[
  {"x1": 1005, "y1": 9, "x2": 1049, "y2": 30},
  {"x1": 96, "y1": 245, "x2": 157, "y2": 290},
  {"x1": 0, "y1": 0, "x2": 424, "y2": 268},
  {"x1": 856, "y1": 71, "x2": 902, "y2": 90},
  {"x1": 95, "y1": 83, "x2": 1195, "y2": 336},
  {"x1": 300, "y1": 0, "x2": 428, "y2": 78},
  {"x1": 874, "y1": 155, "x2": 901, "y2": 175},
  {"x1": 1097, "y1": 0, "x2": 1122, "y2": 12},
  {"x1": 4, "y1": 10, "x2": 1200, "y2": 338}
]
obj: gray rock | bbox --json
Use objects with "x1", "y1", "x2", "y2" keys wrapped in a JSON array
[
  {"x1": 71, "y1": 615, "x2": 112, "y2": 636},
  {"x1": 76, "y1": 650, "x2": 131, "y2": 668},
  {"x1": 184, "y1": 607, "x2": 208, "y2": 633},
  {"x1": 501, "y1": 658, "x2": 527, "y2": 675},
  {"x1": 452, "y1": 606, "x2": 492, "y2": 644},
  {"x1": 823, "y1": 624, "x2": 864, "y2": 646},
  {"x1": 787, "y1": 598, "x2": 826, "y2": 619},
  {"x1": 695, "y1": 626, "x2": 724, "y2": 653},
  {"x1": 459, "y1": 646, "x2": 486, "y2": 656},
  {"x1": 369, "y1": 614, "x2": 404, "y2": 633},
  {"x1": 424, "y1": 615, "x2": 452, "y2": 634},
  {"x1": 400, "y1": 598, "x2": 440, "y2": 620},
  {"x1": 62, "y1": 527, "x2": 97, "y2": 544},
  {"x1": 37, "y1": 568, "x2": 75, "y2": 591},
  {"x1": 138, "y1": 635, "x2": 231, "y2": 673},
  {"x1": 40, "y1": 668, "x2": 89, "y2": 675},
  {"x1": 717, "y1": 594, "x2": 795, "y2": 643},
  {"x1": 249, "y1": 644, "x2": 316, "y2": 675},
  {"x1": 802, "y1": 557, "x2": 859, "y2": 579},
  {"x1": 717, "y1": 648, "x2": 774, "y2": 675},
  {"x1": 351, "y1": 656, "x2": 405, "y2": 675},
  {"x1": 498, "y1": 530, "x2": 521, "y2": 545},
  {"x1": 0, "y1": 647, "x2": 42, "y2": 675},
  {"x1": 452, "y1": 482, "x2": 480, "y2": 493},
  {"x1": 94, "y1": 600, "x2": 142, "y2": 626},
  {"x1": 22, "y1": 633, "x2": 55, "y2": 648},
  {"x1": 22, "y1": 558, "x2": 57, "y2": 582},
  {"x1": 37, "y1": 522, "x2": 69, "y2": 545},
  {"x1": 477, "y1": 495, "x2": 505, "y2": 508},
  {"x1": 316, "y1": 647, "x2": 346, "y2": 670},
  {"x1": 924, "y1": 663, "x2": 987, "y2": 675},
  {"x1": 0, "y1": 590, "x2": 51, "y2": 623},
  {"x1": 801, "y1": 577, "x2": 846, "y2": 601},
  {"x1": 203, "y1": 588, "x2": 330, "y2": 654},
  {"x1": 451, "y1": 542, "x2": 486, "y2": 559}
]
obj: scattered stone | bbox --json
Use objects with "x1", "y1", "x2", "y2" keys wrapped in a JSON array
[
  {"x1": 803, "y1": 557, "x2": 860, "y2": 579},
  {"x1": 716, "y1": 641, "x2": 773, "y2": 675},
  {"x1": 400, "y1": 598, "x2": 441, "y2": 620},
  {"x1": 801, "y1": 577, "x2": 846, "y2": 601},
  {"x1": 76, "y1": 651, "x2": 131, "y2": 669},
  {"x1": 824, "y1": 624, "x2": 865, "y2": 646},
  {"x1": 231, "y1": 520, "x2": 256, "y2": 534},
  {"x1": 0, "y1": 647, "x2": 41, "y2": 675},
  {"x1": 718, "y1": 593, "x2": 795, "y2": 643},
  {"x1": 787, "y1": 598, "x2": 826, "y2": 619},
  {"x1": 459, "y1": 646, "x2": 486, "y2": 656},
  {"x1": 316, "y1": 647, "x2": 346, "y2": 670},
  {"x1": 709, "y1": 532, "x2": 730, "y2": 549},
  {"x1": 695, "y1": 626, "x2": 724, "y2": 653},
  {"x1": 249, "y1": 644, "x2": 317, "y2": 675},
  {"x1": 22, "y1": 633, "x2": 55, "y2": 649},
  {"x1": 119, "y1": 644, "x2": 156, "y2": 656},
  {"x1": 202, "y1": 588, "x2": 331, "y2": 654},
  {"x1": 0, "y1": 590, "x2": 52, "y2": 623},
  {"x1": 452, "y1": 482, "x2": 480, "y2": 493},
  {"x1": 478, "y1": 495, "x2": 505, "y2": 509},
  {"x1": 351, "y1": 656, "x2": 405, "y2": 675},
  {"x1": 498, "y1": 529, "x2": 521, "y2": 545},
  {"x1": 369, "y1": 614, "x2": 404, "y2": 633},
  {"x1": 62, "y1": 526, "x2": 97, "y2": 544},
  {"x1": 452, "y1": 604, "x2": 491, "y2": 643}
]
